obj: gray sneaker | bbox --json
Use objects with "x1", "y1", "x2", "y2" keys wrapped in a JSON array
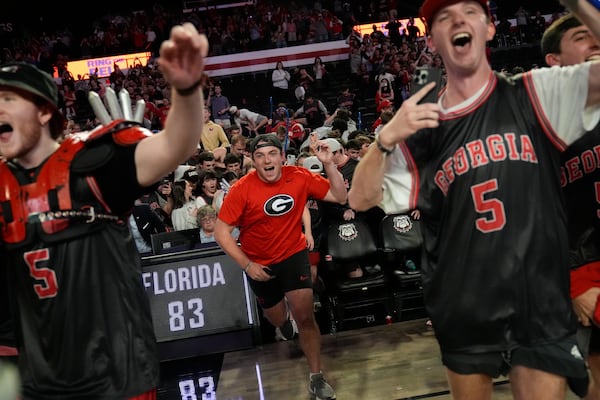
[{"x1": 309, "y1": 373, "x2": 336, "y2": 400}]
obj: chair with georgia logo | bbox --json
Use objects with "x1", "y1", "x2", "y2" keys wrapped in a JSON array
[
  {"x1": 321, "y1": 216, "x2": 401, "y2": 333},
  {"x1": 378, "y1": 211, "x2": 426, "y2": 321}
]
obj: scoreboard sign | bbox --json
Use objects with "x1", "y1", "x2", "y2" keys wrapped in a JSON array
[{"x1": 141, "y1": 249, "x2": 255, "y2": 343}]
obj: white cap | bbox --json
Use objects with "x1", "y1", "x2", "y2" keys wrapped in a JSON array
[
  {"x1": 229, "y1": 105, "x2": 238, "y2": 114},
  {"x1": 302, "y1": 156, "x2": 323, "y2": 173},
  {"x1": 322, "y1": 138, "x2": 342, "y2": 153}
]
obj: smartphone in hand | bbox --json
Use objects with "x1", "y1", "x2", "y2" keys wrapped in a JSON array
[{"x1": 411, "y1": 67, "x2": 443, "y2": 104}]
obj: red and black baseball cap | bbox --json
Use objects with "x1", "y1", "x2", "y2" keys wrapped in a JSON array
[
  {"x1": 419, "y1": 0, "x2": 490, "y2": 29},
  {"x1": 0, "y1": 62, "x2": 60, "y2": 109}
]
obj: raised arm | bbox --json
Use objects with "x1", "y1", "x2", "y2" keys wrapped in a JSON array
[
  {"x1": 135, "y1": 23, "x2": 209, "y2": 187},
  {"x1": 347, "y1": 141, "x2": 389, "y2": 211},
  {"x1": 348, "y1": 82, "x2": 440, "y2": 211},
  {"x1": 315, "y1": 139, "x2": 347, "y2": 204}
]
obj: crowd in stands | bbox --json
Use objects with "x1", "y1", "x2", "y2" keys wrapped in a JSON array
[{"x1": 0, "y1": 0, "x2": 564, "y2": 130}]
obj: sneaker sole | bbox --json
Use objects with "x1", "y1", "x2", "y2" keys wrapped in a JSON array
[
  {"x1": 308, "y1": 384, "x2": 336, "y2": 399},
  {"x1": 309, "y1": 392, "x2": 336, "y2": 400}
]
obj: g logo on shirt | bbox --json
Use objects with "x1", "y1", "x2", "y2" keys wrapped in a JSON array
[{"x1": 264, "y1": 195, "x2": 294, "y2": 216}]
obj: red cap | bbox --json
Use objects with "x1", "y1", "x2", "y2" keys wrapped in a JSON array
[
  {"x1": 419, "y1": 0, "x2": 490, "y2": 29},
  {"x1": 377, "y1": 99, "x2": 393, "y2": 113}
]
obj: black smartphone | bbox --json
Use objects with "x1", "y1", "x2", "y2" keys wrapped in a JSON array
[{"x1": 411, "y1": 67, "x2": 443, "y2": 104}]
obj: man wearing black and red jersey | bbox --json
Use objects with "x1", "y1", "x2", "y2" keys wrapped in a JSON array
[
  {"x1": 349, "y1": 0, "x2": 600, "y2": 398},
  {"x1": 543, "y1": 13, "x2": 600, "y2": 399},
  {"x1": 0, "y1": 23, "x2": 208, "y2": 399},
  {"x1": 215, "y1": 133, "x2": 346, "y2": 400}
]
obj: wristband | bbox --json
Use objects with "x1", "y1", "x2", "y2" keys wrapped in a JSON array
[
  {"x1": 244, "y1": 261, "x2": 252, "y2": 273},
  {"x1": 175, "y1": 79, "x2": 203, "y2": 96},
  {"x1": 587, "y1": 0, "x2": 600, "y2": 10},
  {"x1": 375, "y1": 137, "x2": 394, "y2": 154}
]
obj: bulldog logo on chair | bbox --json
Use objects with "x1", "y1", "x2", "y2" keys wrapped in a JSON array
[
  {"x1": 393, "y1": 215, "x2": 413, "y2": 233},
  {"x1": 338, "y1": 222, "x2": 358, "y2": 241}
]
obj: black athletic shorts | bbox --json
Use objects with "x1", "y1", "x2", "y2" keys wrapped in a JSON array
[
  {"x1": 248, "y1": 249, "x2": 312, "y2": 309},
  {"x1": 577, "y1": 324, "x2": 600, "y2": 356},
  {"x1": 590, "y1": 325, "x2": 600, "y2": 354},
  {"x1": 441, "y1": 335, "x2": 589, "y2": 397}
]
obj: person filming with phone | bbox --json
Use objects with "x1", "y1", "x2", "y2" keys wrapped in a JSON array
[{"x1": 349, "y1": 0, "x2": 600, "y2": 398}]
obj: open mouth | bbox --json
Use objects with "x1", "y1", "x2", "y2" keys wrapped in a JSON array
[
  {"x1": 0, "y1": 123, "x2": 12, "y2": 134},
  {"x1": 452, "y1": 33, "x2": 472, "y2": 47},
  {"x1": 588, "y1": 54, "x2": 600, "y2": 62}
]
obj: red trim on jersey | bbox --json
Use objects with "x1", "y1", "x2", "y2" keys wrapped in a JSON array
[
  {"x1": 399, "y1": 142, "x2": 420, "y2": 210},
  {"x1": 0, "y1": 345, "x2": 18, "y2": 356},
  {"x1": 441, "y1": 71, "x2": 497, "y2": 120},
  {"x1": 128, "y1": 388, "x2": 156, "y2": 400},
  {"x1": 522, "y1": 72, "x2": 567, "y2": 151}
]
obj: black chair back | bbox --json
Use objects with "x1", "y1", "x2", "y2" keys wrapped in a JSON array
[
  {"x1": 326, "y1": 218, "x2": 377, "y2": 260},
  {"x1": 380, "y1": 214, "x2": 422, "y2": 252}
]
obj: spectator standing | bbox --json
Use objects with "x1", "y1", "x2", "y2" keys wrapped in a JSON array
[
  {"x1": 201, "y1": 106, "x2": 230, "y2": 151},
  {"x1": 214, "y1": 134, "x2": 346, "y2": 400},
  {"x1": 284, "y1": 16, "x2": 298, "y2": 44},
  {"x1": 271, "y1": 61, "x2": 292, "y2": 106},
  {"x1": 293, "y1": 67, "x2": 316, "y2": 101},
  {"x1": 375, "y1": 77, "x2": 395, "y2": 111},
  {"x1": 406, "y1": 17, "x2": 421, "y2": 41},
  {"x1": 531, "y1": 10, "x2": 549, "y2": 42},
  {"x1": 515, "y1": 6, "x2": 531, "y2": 43},
  {"x1": 349, "y1": 0, "x2": 600, "y2": 397},
  {"x1": 312, "y1": 13, "x2": 330, "y2": 43},
  {"x1": 207, "y1": 83, "x2": 232, "y2": 129},
  {"x1": 386, "y1": 16, "x2": 403, "y2": 46},
  {"x1": 312, "y1": 56, "x2": 328, "y2": 93}
]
